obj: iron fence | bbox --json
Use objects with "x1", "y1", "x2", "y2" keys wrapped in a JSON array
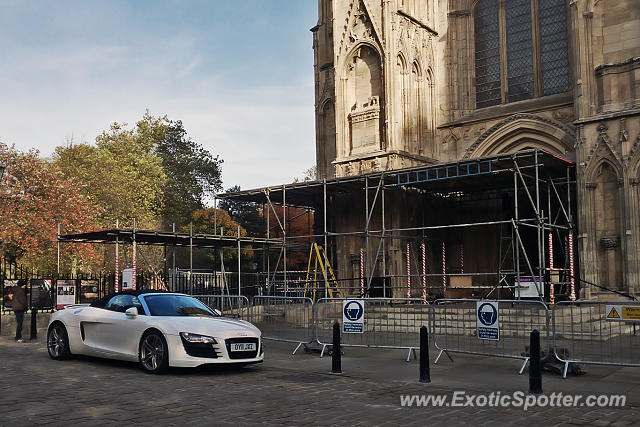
[
  {"x1": 193, "y1": 295, "x2": 251, "y2": 320},
  {"x1": 432, "y1": 299, "x2": 550, "y2": 373},
  {"x1": 552, "y1": 301, "x2": 640, "y2": 378},
  {"x1": 251, "y1": 296, "x2": 314, "y2": 354},
  {"x1": 313, "y1": 297, "x2": 430, "y2": 361}
]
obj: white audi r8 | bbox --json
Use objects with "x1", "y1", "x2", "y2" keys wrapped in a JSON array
[{"x1": 46, "y1": 291, "x2": 263, "y2": 373}]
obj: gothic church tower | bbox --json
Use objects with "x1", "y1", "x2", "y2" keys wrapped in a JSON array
[{"x1": 313, "y1": 0, "x2": 439, "y2": 179}]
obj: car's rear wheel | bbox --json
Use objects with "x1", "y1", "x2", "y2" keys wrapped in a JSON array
[
  {"x1": 139, "y1": 330, "x2": 169, "y2": 374},
  {"x1": 47, "y1": 322, "x2": 72, "y2": 360}
]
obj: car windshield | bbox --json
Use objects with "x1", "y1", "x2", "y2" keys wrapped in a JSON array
[{"x1": 144, "y1": 295, "x2": 217, "y2": 317}]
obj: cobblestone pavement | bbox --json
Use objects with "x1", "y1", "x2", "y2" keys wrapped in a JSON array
[{"x1": 0, "y1": 338, "x2": 637, "y2": 426}]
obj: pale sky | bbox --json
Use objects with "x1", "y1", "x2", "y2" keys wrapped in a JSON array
[{"x1": 0, "y1": 0, "x2": 318, "y2": 191}]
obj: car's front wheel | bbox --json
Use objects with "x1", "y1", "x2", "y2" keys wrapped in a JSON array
[
  {"x1": 47, "y1": 322, "x2": 72, "y2": 360},
  {"x1": 139, "y1": 330, "x2": 169, "y2": 374}
]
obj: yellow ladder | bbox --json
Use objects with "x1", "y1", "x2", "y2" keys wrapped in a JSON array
[{"x1": 304, "y1": 243, "x2": 343, "y2": 301}]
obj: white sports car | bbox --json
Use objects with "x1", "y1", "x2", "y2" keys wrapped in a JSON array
[{"x1": 46, "y1": 291, "x2": 263, "y2": 373}]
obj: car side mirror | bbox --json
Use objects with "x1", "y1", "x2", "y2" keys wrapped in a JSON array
[
  {"x1": 125, "y1": 307, "x2": 138, "y2": 317},
  {"x1": 213, "y1": 309, "x2": 222, "y2": 316}
]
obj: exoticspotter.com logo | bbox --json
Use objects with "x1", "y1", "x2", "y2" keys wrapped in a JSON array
[{"x1": 400, "y1": 392, "x2": 626, "y2": 411}]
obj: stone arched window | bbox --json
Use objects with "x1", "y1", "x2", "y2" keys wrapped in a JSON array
[
  {"x1": 424, "y1": 68, "x2": 435, "y2": 156},
  {"x1": 395, "y1": 54, "x2": 408, "y2": 149},
  {"x1": 410, "y1": 61, "x2": 422, "y2": 153},
  {"x1": 473, "y1": 0, "x2": 570, "y2": 109}
]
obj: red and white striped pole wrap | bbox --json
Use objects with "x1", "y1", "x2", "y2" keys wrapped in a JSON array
[
  {"x1": 406, "y1": 243, "x2": 411, "y2": 298},
  {"x1": 421, "y1": 242, "x2": 426, "y2": 300},
  {"x1": 442, "y1": 242, "x2": 446, "y2": 292},
  {"x1": 360, "y1": 248, "x2": 364, "y2": 297},
  {"x1": 132, "y1": 241, "x2": 137, "y2": 291},
  {"x1": 568, "y1": 232, "x2": 576, "y2": 301},
  {"x1": 115, "y1": 244, "x2": 119, "y2": 293},
  {"x1": 548, "y1": 232, "x2": 554, "y2": 305}
]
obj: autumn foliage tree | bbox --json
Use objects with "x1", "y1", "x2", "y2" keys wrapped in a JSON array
[
  {"x1": 0, "y1": 143, "x2": 101, "y2": 274},
  {"x1": 191, "y1": 208, "x2": 253, "y2": 269}
]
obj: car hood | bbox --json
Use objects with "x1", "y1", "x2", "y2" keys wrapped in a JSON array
[{"x1": 152, "y1": 316, "x2": 261, "y2": 338}]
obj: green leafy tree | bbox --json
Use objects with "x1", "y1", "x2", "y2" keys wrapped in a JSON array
[
  {"x1": 156, "y1": 120, "x2": 223, "y2": 227},
  {"x1": 218, "y1": 186, "x2": 264, "y2": 237},
  {"x1": 55, "y1": 113, "x2": 167, "y2": 229}
]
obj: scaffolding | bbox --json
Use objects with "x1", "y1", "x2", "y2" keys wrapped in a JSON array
[
  {"x1": 217, "y1": 149, "x2": 576, "y2": 302},
  {"x1": 56, "y1": 149, "x2": 576, "y2": 302}
]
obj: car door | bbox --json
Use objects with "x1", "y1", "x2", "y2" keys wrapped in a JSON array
[{"x1": 84, "y1": 295, "x2": 147, "y2": 359}]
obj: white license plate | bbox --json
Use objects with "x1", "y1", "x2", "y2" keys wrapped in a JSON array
[{"x1": 230, "y1": 342, "x2": 256, "y2": 352}]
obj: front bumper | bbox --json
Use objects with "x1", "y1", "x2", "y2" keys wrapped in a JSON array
[{"x1": 167, "y1": 334, "x2": 264, "y2": 367}]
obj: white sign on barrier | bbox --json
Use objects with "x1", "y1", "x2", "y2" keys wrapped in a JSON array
[
  {"x1": 342, "y1": 299, "x2": 364, "y2": 333},
  {"x1": 476, "y1": 301, "x2": 499, "y2": 340},
  {"x1": 56, "y1": 280, "x2": 76, "y2": 309},
  {"x1": 605, "y1": 304, "x2": 640, "y2": 322}
]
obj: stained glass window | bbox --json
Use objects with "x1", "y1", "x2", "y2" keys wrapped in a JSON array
[
  {"x1": 506, "y1": 0, "x2": 534, "y2": 102},
  {"x1": 474, "y1": 0, "x2": 501, "y2": 109},
  {"x1": 473, "y1": 0, "x2": 570, "y2": 109},
  {"x1": 539, "y1": 0, "x2": 570, "y2": 96}
]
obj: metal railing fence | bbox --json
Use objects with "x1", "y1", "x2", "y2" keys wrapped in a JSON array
[
  {"x1": 552, "y1": 301, "x2": 640, "y2": 378},
  {"x1": 432, "y1": 299, "x2": 550, "y2": 373}
]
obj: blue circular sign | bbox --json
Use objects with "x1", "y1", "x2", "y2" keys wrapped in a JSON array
[
  {"x1": 478, "y1": 303, "x2": 498, "y2": 326},
  {"x1": 344, "y1": 301, "x2": 363, "y2": 322}
]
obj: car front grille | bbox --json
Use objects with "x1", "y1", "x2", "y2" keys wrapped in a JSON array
[
  {"x1": 225, "y1": 337, "x2": 260, "y2": 360},
  {"x1": 181, "y1": 336, "x2": 221, "y2": 359}
]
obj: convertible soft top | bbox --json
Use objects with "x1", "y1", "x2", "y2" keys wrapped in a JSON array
[{"x1": 90, "y1": 290, "x2": 172, "y2": 309}]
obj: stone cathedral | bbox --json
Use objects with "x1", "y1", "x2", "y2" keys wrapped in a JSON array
[{"x1": 311, "y1": 0, "x2": 640, "y2": 297}]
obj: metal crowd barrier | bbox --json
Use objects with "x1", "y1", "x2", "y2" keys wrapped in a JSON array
[
  {"x1": 193, "y1": 295, "x2": 251, "y2": 321},
  {"x1": 552, "y1": 301, "x2": 640, "y2": 378},
  {"x1": 251, "y1": 296, "x2": 314, "y2": 354},
  {"x1": 432, "y1": 299, "x2": 550, "y2": 373},
  {"x1": 313, "y1": 298, "x2": 430, "y2": 361}
]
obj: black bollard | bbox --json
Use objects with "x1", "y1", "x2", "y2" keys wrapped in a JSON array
[
  {"x1": 419, "y1": 325, "x2": 431, "y2": 383},
  {"x1": 30, "y1": 308, "x2": 38, "y2": 340},
  {"x1": 529, "y1": 329, "x2": 542, "y2": 394},
  {"x1": 332, "y1": 321, "x2": 342, "y2": 374}
]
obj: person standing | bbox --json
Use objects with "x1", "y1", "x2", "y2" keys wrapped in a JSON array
[{"x1": 9, "y1": 279, "x2": 28, "y2": 342}]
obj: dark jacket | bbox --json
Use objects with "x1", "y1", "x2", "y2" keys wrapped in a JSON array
[{"x1": 11, "y1": 286, "x2": 28, "y2": 312}]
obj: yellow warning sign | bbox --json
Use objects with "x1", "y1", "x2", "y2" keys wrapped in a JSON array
[
  {"x1": 606, "y1": 304, "x2": 640, "y2": 322},
  {"x1": 621, "y1": 306, "x2": 640, "y2": 320},
  {"x1": 607, "y1": 306, "x2": 620, "y2": 319}
]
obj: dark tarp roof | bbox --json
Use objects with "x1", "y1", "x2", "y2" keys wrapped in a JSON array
[
  {"x1": 58, "y1": 228, "x2": 283, "y2": 247},
  {"x1": 216, "y1": 149, "x2": 574, "y2": 207}
]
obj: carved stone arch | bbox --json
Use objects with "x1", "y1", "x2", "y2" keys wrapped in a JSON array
[
  {"x1": 585, "y1": 156, "x2": 623, "y2": 185},
  {"x1": 339, "y1": 41, "x2": 385, "y2": 157},
  {"x1": 319, "y1": 98, "x2": 337, "y2": 178},
  {"x1": 585, "y1": 156, "x2": 625, "y2": 291},
  {"x1": 627, "y1": 134, "x2": 640, "y2": 176},
  {"x1": 463, "y1": 113, "x2": 575, "y2": 159},
  {"x1": 340, "y1": 40, "x2": 384, "y2": 76},
  {"x1": 394, "y1": 51, "x2": 409, "y2": 150},
  {"x1": 424, "y1": 66, "x2": 436, "y2": 157},
  {"x1": 408, "y1": 60, "x2": 423, "y2": 153}
]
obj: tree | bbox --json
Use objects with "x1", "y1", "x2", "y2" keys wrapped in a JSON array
[
  {"x1": 293, "y1": 165, "x2": 317, "y2": 183},
  {"x1": 191, "y1": 208, "x2": 253, "y2": 268},
  {"x1": 54, "y1": 113, "x2": 167, "y2": 229},
  {"x1": 0, "y1": 143, "x2": 101, "y2": 273},
  {"x1": 156, "y1": 120, "x2": 223, "y2": 227},
  {"x1": 218, "y1": 186, "x2": 264, "y2": 237}
]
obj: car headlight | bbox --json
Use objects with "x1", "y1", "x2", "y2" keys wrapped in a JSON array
[{"x1": 180, "y1": 332, "x2": 217, "y2": 344}]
